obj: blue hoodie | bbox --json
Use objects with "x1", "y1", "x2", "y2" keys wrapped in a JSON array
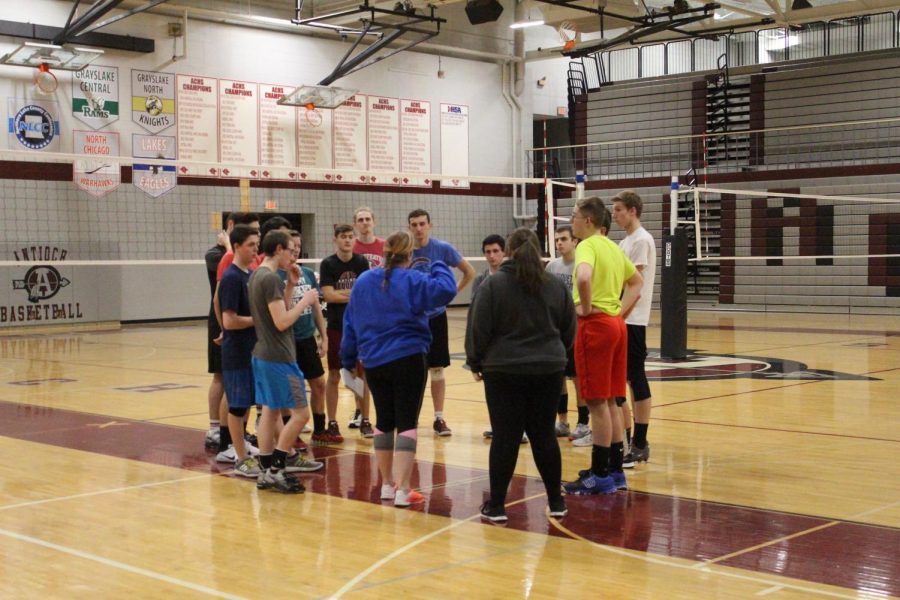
[{"x1": 341, "y1": 261, "x2": 457, "y2": 369}]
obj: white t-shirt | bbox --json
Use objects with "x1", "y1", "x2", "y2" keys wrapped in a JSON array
[{"x1": 619, "y1": 226, "x2": 656, "y2": 326}]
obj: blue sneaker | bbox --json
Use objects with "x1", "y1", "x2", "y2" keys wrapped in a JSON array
[
  {"x1": 611, "y1": 470, "x2": 627, "y2": 490},
  {"x1": 563, "y1": 471, "x2": 617, "y2": 495}
]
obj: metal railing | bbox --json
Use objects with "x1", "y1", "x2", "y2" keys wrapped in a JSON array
[
  {"x1": 525, "y1": 117, "x2": 900, "y2": 182},
  {"x1": 579, "y1": 11, "x2": 898, "y2": 86}
]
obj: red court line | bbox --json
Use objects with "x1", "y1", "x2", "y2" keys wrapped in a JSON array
[{"x1": 0, "y1": 399, "x2": 896, "y2": 596}]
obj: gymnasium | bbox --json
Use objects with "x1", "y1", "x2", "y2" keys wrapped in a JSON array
[{"x1": 0, "y1": 0, "x2": 897, "y2": 597}]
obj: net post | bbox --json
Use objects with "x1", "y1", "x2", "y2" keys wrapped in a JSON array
[
  {"x1": 669, "y1": 175, "x2": 679, "y2": 235},
  {"x1": 661, "y1": 176, "x2": 688, "y2": 360},
  {"x1": 545, "y1": 177, "x2": 556, "y2": 259},
  {"x1": 693, "y1": 186, "x2": 703, "y2": 261}
]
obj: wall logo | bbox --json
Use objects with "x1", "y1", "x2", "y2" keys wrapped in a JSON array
[
  {"x1": 9, "y1": 104, "x2": 59, "y2": 150},
  {"x1": 13, "y1": 265, "x2": 70, "y2": 303}
]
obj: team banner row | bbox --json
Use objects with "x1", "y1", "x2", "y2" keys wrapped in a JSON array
[{"x1": 8, "y1": 65, "x2": 471, "y2": 195}]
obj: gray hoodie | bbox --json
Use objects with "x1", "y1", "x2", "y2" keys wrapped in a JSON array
[{"x1": 465, "y1": 260, "x2": 576, "y2": 375}]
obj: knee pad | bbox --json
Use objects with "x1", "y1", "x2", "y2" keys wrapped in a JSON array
[
  {"x1": 228, "y1": 406, "x2": 249, "y2": 418},
  {"x1": 631, "y1": 377, "x2": 651, "y2": 402},
  {"x1": 429, "y1": 367, "x2": 444, "y2": 382},
  {"x1": 373, "y1": 429, "x2": 395, "y2": 451},
  {"x1": 396, "y1": 429, "x2": 417, "y2": 452}
]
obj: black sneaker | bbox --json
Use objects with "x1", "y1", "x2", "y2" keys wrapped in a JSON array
[
  {"x1": 548, "y1": 498, "x2": 568, "y2": 518},
  {"x1": 348, "y1": 409, "x2": 362, "y2": 429},
  {"x1": 480, "y1": 502, "x2": 508, "y2": 523}
]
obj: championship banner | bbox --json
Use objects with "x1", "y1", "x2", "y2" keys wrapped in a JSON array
[
  {"x1": 132, "y1": 163, "x2": 177, "y2": 198},
  {"x1": 131, "y1": 69, "x2": 175, "y2": 134},
  {"x1": 73, "y1": 130, "x2": 120, "y2": 197},
  {"x1": 132, "y1": 133, "x2": 176, "y2": 160},
  {"x1": 72, "y1": 65, "x2": 119, "y2": 130},
  {"x1": 7, "y1": 98, "x2": 60, "y2": 151}
]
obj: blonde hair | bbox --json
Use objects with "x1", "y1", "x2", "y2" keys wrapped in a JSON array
[
  {"x1": 383, "y1": 231, "x2": 414, "y2": 289},
  {"x1": 354, "y1": 206, "x2": 375, "y2": 220}
]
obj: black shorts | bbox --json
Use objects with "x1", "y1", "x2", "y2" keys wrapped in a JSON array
[
  {"x1": 426, "y1": 312, "x2": 451, "y2": 369},
  {"x1": 295, "y1": 336, "x2": 325, "y2": 380},
  {"x1": 626, "y1": 324, "x2": 651, "y2": 401},
  {"x1": 207, "y1": 316, "x2": 222, "y2": 374}
]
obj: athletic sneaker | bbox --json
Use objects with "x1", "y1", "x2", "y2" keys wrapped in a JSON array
[
  {"x1": 572, "y1": 433, "x2": 593, "y2": 447},
  {"x1": 521, "y1": 432, "x2": 529, "y2": 444},
  {"x1": 482, "y1": 430, "x2": 493, "y2": 439},
  {"x1": 294, "y1": 437, "x2": 308, "y2": 453},
  {"x1": 380, "y1": 483, "x2": 396, "y2": 500},
  {"x1": 302, "y1": 423, "x2": 312, "y2": 434},
  {"x1": 611, "y1": 470, "x2": 627, "y2": 490},
  {"x1": 480, "y1": 502, "x2": 508, "y2": 523},
  {"x1": 284, "y1": 453, "x2": 324, "y2": 473},
  {"x1": 234, "y1": 456, "x2": 260, "y2": 478},
  {"x1": 257, "y1": 469, "x2": 304, "y2": 493},
  {"x1": 312, "y1": 421, "x2": 344, "y2": 446},
  {"x1": 245, "y1": 433, "x2": 258, "y2": 447},
  {"x1": 555, "y1": 422, "x2": 571, "y2": 438},
  {"x1": 215, "y1": 442, "x2": 259, "y2": 464},
  {"x1": 631, "y1": 443, "x2": 650, "y2": 464},
  {"x1": 433, "y1": 418, "x2": 452, "y2": 436},
  {"x1": 359, "y1": 419, "x2": 374, "y2": 439},
  {"x1": 347, "y1": 409, "x2": 362, "y2": 429},
  {"x1": 622, "y1": 452, "x2": 635, "y2": 469},
  {"x1": 394, "y1": 487, "x2": 424, "y2": 507},
  {"x1": 204, "y1": 428, "x2": 220, "y2": 449},
  {"x1": 569, "y1": 423, "x2": 591, "y2": 441},
  {"x1": 563, "y1": 471, "x2": 617, "y2": 495},
  {"x1": 548, "y1": 498, "x2": 568, "y2": 518}
]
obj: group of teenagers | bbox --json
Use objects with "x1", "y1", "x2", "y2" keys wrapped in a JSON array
[{"x1": 202, "y1": 192, "x2": 656, "y2": 518}]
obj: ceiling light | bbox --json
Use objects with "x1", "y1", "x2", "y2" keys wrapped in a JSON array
[{"x1": 510, "y1": 19, "x2": 545, "y2": 29}]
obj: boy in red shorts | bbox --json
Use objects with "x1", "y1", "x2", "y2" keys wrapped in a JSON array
[{"x1": 564, "y1": 197, "x2": 643, "y2": 495}]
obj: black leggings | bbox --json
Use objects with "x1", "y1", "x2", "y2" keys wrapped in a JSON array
[
  {"x1": 483, "y1": 371, "x2": 565, "y2": 506},
  {"x1": 365, "y1": 353, "x2": 428, "y2": 433}
]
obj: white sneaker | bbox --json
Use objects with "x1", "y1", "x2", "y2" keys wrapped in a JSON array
[
  {"x1": 521, "y1": 432, "x2": 529, "y2": 444},
  {"x1": 394, "y1": 487, "x2": 424, "y2": 508},
  {"x1": 570, "y1": 423, "x2": 591, "y2": 440},
  {"x1": 216, "y1": 445, "x2": 237, "y2": 463},
  {"x1": 204, "y1": 428, "x2": 220, "y2": 448},
  {"x1": 380, "y1": 483, "x2": 396, "y2": 500},
  {"x1": 302, "y1": 423, "x2": 312, "y2": 434},
  {"x1": 216, "y1": 442, "x2": 258, "y2": 463},
  {"x1": 572, "y1": 433, "x2": 594, "y2": 447}
]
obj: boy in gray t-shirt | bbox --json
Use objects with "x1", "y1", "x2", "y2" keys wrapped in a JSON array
[{"x1": 248, "y1": 230, "x2": 324, "y2": 493}]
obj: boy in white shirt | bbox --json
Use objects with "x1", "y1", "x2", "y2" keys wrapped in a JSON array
[{"x1": 612, "y1": 190, "x2": 656, "y2": 466}]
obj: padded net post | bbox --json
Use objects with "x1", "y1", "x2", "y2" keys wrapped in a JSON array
[{"x1": 660, "y1": 227, "x2": 689, "y2": 359}]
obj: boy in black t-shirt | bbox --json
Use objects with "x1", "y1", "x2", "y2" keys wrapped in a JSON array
[{"x1": 316, "y1": 224, "x2": 369, "y2": 445}]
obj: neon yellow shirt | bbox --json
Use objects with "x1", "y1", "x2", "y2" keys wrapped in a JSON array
[{"x1": 572, "y1": 235, "x2": 636, "y2": 316}]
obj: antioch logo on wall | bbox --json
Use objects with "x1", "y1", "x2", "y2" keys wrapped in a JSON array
[
  {"x1": 13, "y1": 265, "x2": 70, "y2": 302},
  {"x1": 131, "y1": 69, "x2": 175, "y2": 134},
  {"x1": 7, "y1": 99, "x2": 60, "y2": 151},
  {"x1": 73, "y1": 131, "x2": 120, "y2": 196},
  {"x1": 72, "y1": 65, "x2": 119, "y2": 129},
  {"x1": 133, "y1": 163, "x2": 177, "y2": 198}
]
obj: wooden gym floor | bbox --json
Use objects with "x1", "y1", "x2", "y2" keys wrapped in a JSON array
[{"x1": 0, "y1": 308, "x2": 896, "y2": 599}]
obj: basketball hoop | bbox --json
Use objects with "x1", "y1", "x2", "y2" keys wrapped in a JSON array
[
  {"x1": 33, "y1": 63, "x2": 58, "y2": 94},
  {"x1": 558, "y1": 21, "x2": 577, "y2": 51},
  {"x1": 304, "y1": 105, "x2": 324, "y2": 127},
  {"x1": 278, "y1": 84, "x2": 358, "y2": 109}
]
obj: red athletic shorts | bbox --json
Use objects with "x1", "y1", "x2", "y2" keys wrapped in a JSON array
[{"x1": 574, "y1": 311, "x2": 628, "y2": 400}]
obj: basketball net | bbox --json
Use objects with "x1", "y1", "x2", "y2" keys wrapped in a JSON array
[
  {"x1": 558, "y1": 21, "x2": 577, "y2": 51},
  {"x1": 33, "y1": 63, "x2": 58, "y2": 95}
]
